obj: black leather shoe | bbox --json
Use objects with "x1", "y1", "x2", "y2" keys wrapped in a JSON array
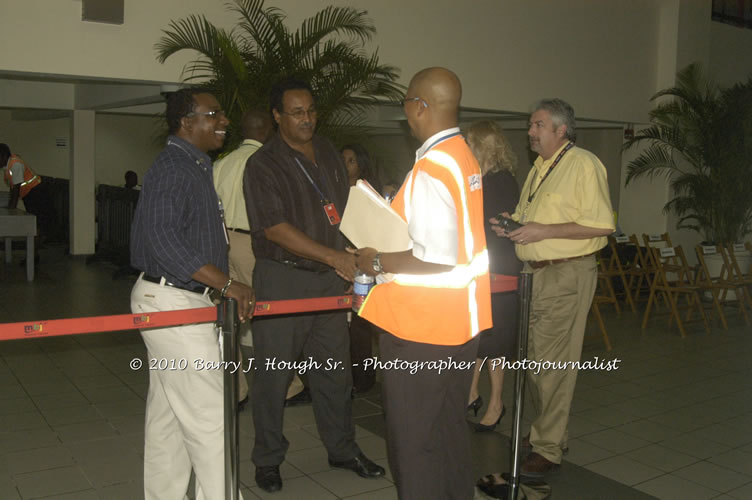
[
  {"x1": 328, "y1": 452, "x2": 385, "y2": 478},
  {"x1": 255, "y1": 465, "x2": 282, "y2": 492},
  {"x1": 477, "y1": 473, "x2": 510, "y2": 499}
]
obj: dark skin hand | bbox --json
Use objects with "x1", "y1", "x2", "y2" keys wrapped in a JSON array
[
  {"x1": 264, "y1": 222, "x2": 358, "y2": 281},
  {"x1": 191, "y1": 264, "x2": 255, "y2": 321},
  {"x1": 351, "y1": 247, "x2": 453, "y2": 277}
]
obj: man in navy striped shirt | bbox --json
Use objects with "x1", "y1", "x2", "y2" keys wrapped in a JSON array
[{"x1": 130, "y1": 88, "x2": 254, "y2": 500}]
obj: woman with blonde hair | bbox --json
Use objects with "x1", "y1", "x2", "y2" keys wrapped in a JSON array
[{"x1": 465, "y1": 120, "x2": 522, "y2": 432}]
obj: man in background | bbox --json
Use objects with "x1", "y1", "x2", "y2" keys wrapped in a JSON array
[
  {"x1": 124, "y1": 170, "x2": 141, "y2": 190},
  {"x1": 213, "y1": 108, "x2": 273, "y2": 408},
  {"x1": 2, "y1": 143, "x2": 52, "y2": 260}
]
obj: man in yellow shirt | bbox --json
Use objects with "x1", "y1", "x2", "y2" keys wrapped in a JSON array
[{"x1": 494, "y1": 98, "x2": 614, "y2": 478}]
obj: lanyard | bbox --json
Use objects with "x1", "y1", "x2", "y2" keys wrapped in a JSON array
[
  {"x1": 167, "y1": 140, "x2": 209, "y2": 173},
  {"x1": 422, "y1": 131, "x2": 462, "y2": 156},
  {"x1": 294, "y1": 158, "x2": 329, "y2": 203},
  {"x1": 527, "y1": 142, "x2": 574, "y2": 203}
]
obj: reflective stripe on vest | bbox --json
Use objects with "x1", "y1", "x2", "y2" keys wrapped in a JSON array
[
  {"x1": 19, "y1": 175, "x2": 39, "y2": 187},
  {"x1": 393, "y1": 249, "x2": 488, "y2": 289}
]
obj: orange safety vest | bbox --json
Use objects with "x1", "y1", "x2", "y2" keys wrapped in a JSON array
[
  {"x1": 3, "y1": 154, "x2": 41, "y2": 199},
  {"x1": 359, "y1": 135, "x2": 492, "y2": 346}
]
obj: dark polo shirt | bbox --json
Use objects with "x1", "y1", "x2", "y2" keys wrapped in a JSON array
[{"x1": 243, "y1": 132, "x2": 349, "y2": 272}]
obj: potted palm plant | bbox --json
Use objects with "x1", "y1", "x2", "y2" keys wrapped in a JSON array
[
  {"x1": 624, "y1": 63, "x2": 752, "y2": 278},
  {"x1": 155, "y1": 0, "x2": 404, "y2": 149}
]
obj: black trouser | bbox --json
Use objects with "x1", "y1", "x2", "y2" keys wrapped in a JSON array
[
  {"x1": 250, "y1": 259, "x2": 360, "y2": 466},
  {"x1": 380, "y1": 332, "x2": 479, "y2": 500},
  {"x1": 350, "y1": 315, "x2": 377, "y2": 392}
]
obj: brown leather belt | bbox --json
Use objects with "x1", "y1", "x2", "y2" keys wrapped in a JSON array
[
  {"x1": 228, "y1": 227, "x2": 251, "y2": 235},
  {"x1": 528, "y1": 252, "x2": 595, "y2": 269}
]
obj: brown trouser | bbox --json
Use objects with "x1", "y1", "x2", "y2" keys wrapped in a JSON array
[{"x1": 527, "y1": 255, "x2": 597, "y2": 464}]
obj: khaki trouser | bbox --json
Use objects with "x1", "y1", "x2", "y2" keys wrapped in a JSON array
[
  {"x1": 526, "y1": 255, "x2": 597, "y2": 464},
  {"x1": 132, "y1": 278, "x2": 245, "y2": 500}
]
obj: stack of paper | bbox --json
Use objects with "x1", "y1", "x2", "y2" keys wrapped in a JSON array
[{"x1": 340, "y1": 180, "x2": 411, "y2": 252}]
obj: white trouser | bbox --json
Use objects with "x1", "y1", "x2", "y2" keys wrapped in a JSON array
[{"x1": 131, "y1": 277, "x2": 242, "y2": 500}]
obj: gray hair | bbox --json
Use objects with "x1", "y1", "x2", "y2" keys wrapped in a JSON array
[{"x1": 532, "y1": 98, "x2": 576, "y2": 142}]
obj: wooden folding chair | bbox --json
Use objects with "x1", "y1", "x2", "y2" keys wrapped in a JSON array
[
  {"x1": 721, "y1": 243, "x2": 752, "y2": 310},
  {"x1": 642, "y1": 233, "x2": 683, "y2": 277},
  {"x1": 602, "y1": 235, "x2": 637, "y2": 313},
  {"x1": 588, "y1": 256, "x2": 616, "y2": 350},
  {"x1": 694, "y1": 245, "x2": 750, "y2": 328},
  {"x1": 589, "y1": 296, "x2": 613, "y2": 351},
  {"x1": 627, "y1": 234, "x2": 655, "y2": 303},
  {"x1": 641, "y1": 245, "x2": 710, "y2": 337}
]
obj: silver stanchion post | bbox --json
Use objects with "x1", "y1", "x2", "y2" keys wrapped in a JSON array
[
  {"x1": 219, "y1": 298, "x2": 239, "y2": 500},
  {"x1": 509, "y1": 271, "x2": 532, "y2": 500}
]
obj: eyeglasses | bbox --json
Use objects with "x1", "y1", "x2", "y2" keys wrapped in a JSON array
[
  {"x1": 186, "y1": 110, "x2": 226, "y2": 119},
  {"x1": 281, "y1": 107, "x2": 317, "y2": 120},
  {"x1": 400, "y1": 96, "x2": 428, "y2": 108}
]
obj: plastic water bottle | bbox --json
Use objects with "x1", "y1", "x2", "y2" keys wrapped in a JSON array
[{"x1": 352, "y1": 270, "x2": 375, "y2": 313}]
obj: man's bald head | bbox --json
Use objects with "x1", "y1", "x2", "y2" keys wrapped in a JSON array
[
  {"x1": 241, "y1": 108, "x2": 274, "y2": 144},
  {"x1": 409, "y1": 67, "x2": 461, "y2": 118}
]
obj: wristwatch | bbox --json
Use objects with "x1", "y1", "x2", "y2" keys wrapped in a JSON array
[{"x1": 371, "y1": 253, "x2": 383, "y2": 274}]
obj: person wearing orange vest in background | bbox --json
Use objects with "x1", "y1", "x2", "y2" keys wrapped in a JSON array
[
  {"x1": 2, "y1": 143, "x2": 50, "y2": 263},
  {"x1": 2, "y1": 143, "x2": 41, "y2": 209},
  {"x1": 355, "y1": 67, "x2": 492, "y2": 500}
]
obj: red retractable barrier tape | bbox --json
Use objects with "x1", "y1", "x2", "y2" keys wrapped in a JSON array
[{"x1": 0, "y1": 274, "x2": 516, "y2": 341}]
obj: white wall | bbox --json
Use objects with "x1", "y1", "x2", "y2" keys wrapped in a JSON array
[
  {"x1": 95, "y1": 113, "x2": 164, "y2": 186},
  {"x1": 0, "y1": 0, "x2": 236, "y2": 84},
  {"x1": 709, "y1": 22, "x2": 752, "y2": 87},
  {"x1": 2, "y1": 0, "x2": 661, "y2": 123},
  {"x1": 0, "y1": 111, "x2": 163, "y2": 186}
]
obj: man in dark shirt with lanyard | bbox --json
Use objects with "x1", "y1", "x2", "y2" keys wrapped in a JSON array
[
  {"x1": 130, "y1": 88, "x2": 255, "y2": 500},
  {"x1": 244, "y1": 77, "x2": 385, "y2": 492}
]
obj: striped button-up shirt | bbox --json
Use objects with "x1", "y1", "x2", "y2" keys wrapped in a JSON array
[{"x1": 131, "y1": 135, "x2": 228, "y2": 288}]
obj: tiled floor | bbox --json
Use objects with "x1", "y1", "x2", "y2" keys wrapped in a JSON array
[{"x1": 1, "y1": 245, "x2": 751, "y2": 499}]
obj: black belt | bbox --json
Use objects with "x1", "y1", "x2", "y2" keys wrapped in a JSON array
[
  {"x1": 227, "y1": 227, "x2": 251, "y2": 235},
  {"x1": 273, "y1": 259, "x2": 327, "y2": 273},
  {"x1": 142, "y1": 274, "x2": 209, "y2": 294}
]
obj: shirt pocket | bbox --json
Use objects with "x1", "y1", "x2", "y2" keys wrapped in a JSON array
[{"x1": 537, "y1": 192, "x2": 564, "y2": 222}]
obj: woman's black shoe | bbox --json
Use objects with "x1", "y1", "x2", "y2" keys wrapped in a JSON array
[
  {"x1": 467, "y1": 396, "x2": 483, "y2": 417},
  {"x1": 474, "y1": 405, "x2": 506, "y2": 433}
]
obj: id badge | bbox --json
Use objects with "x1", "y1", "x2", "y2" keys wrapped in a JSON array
[{"x1": 323, "y1": 203, "x2": 341, "y2": 225}]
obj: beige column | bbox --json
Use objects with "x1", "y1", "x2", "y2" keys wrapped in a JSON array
[{"x1": 69, "y1": 109, "x2": 96, "y2": 255}]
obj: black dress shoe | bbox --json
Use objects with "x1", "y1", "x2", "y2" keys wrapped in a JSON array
[
  {"x1": 255, "y1": 465, "x2": 282, "y2": 492},
  {"x1": 476, "y1": 473, "x2": 510, "y2": 499},
  {"x1": 328, "y1": 452, "x2": 385, "y2": 478},
  {"x1": 284, "y1": 387, "x2": 311, "y2": 407}
]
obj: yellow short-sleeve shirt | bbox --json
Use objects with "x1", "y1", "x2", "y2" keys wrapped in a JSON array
[{"x1": 512, "y1": 143, "x2": 614, "y2": 261}]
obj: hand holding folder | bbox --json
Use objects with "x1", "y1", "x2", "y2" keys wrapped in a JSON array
[{"x1": 340, "y1": 180, "x2": 411, "y2": 253}]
